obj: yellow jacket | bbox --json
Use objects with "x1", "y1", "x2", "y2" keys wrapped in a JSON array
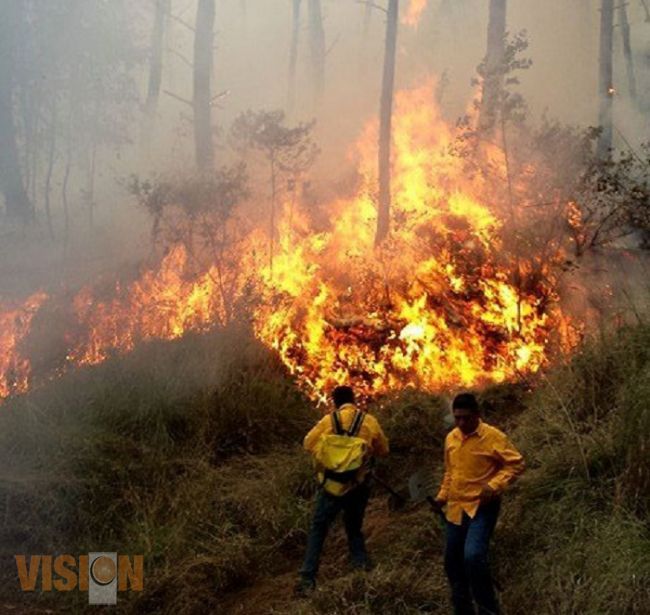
[
  {"x1": 436, "y1": 420, "x2": 525, "y2": 525},
  {"x1": 304, "y1": 403, "x2": 390, "y2": 458}
]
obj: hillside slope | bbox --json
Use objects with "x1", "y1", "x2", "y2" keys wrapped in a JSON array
[{"x1": 0, "y1": 324, "x2": 649, "y2": 614}]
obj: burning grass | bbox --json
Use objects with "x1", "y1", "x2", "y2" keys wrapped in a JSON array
[{"x1": 0, "y1": 318, "x2": 649, "y2": 613}]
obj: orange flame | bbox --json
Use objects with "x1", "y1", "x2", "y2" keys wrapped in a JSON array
[
  {"x1": 403, "y1": 0, "x2": 428, "y2": 27},
  {"x1": 250, "y1": 83, "x2": 567, "y2": 402},
  {"x1": 68, "y1": 246, "x2": 226, "y2": 365},
  {"x1": 0, "y1": 81, "x2": 572, "y2": 406},
  {"x1": 0, "y1": 292, "x2": 48, "y2": 400}
]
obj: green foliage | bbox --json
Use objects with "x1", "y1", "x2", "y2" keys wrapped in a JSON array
[
  {"x1": 472, "y1": 30, "x2": 533, "y2": 126},
  {"x1": 230, "y1": 110, "x2": 319, "y2": 176},
  {"x1": 128, "y1": 165, "x2": 249, "y2": 253}
]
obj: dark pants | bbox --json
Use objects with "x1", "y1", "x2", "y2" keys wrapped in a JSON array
[
  {"x1": 299, "y1": 483, "x2": 371, "y2": 583},
  {"x1": 444, "y1": 499, "x2": 501, "y2": 615}
]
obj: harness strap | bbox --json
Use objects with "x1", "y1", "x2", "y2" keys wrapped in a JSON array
[
  {"x1": 347, "y1": 409, "x2": 365, "y2": 437},
  {"x1": 331, "y1": 410, "x2": 344, "y2": 435}
]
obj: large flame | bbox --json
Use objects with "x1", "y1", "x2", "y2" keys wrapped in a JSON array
[
  {"x1": 0, "y1": 82, "x2": 570, "y2": 405},
  {"x1": 250, "y1": 83, "x2": 564, "y2": 401},
  {"x1": 68, "y1": 246, "x2": 226, "y2": 365}
]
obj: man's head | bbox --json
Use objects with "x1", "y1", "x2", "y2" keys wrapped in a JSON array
[
  {"x1": 452, "y1": 392, "x2": 480, "y2": 435},
  {"x1": 332, "y1": 385, "x2": 355, "y2": 408}
]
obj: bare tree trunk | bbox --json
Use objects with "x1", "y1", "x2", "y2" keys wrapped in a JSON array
[
  {"x1": 358, "y1": 0, "x2": 373, "y2": 77},
  {"x1": 87, "y1": 140, "x2": 97, "y2": 229},
  {"x1": 0, "y1": 1, "x2": 33, "y2": 222},
  {"x1": 269, "y1": 154, "x2": 277, "y2": 274},
  {"x1": 479, "y1": 0, "x2": 507, "y2": 133},
  {"x1": 597, "y1": 0, "x2": 614, "y2": 158},
  {"x1": 43, "y1": 103, "x2": 57, "y2": 240},
  {"x1": 288, "y1": 0, "x2": 302, "y2": 113},
  {"x1": 618, "y1": 2, "x2": 637, "y2": 102},
  {"x1": 308, "y1": 0, "x2": 325, "y2": 106},
  {"x1": 20, "y1": 88, "x2": 38, "y2": 207},
  {"x1": 30, "y1": 107, "x2": 39, "y2": 207},
  {"x1": 62, "y1": 131, "x2": 72, "y2": 256},
  {"x1": 363, "y1": 1, "x2": 372, "y2": 35},
  {"x1": 376, "y1": 0, "x2": 398, "y2": 246},
  {"x1": 144, "y1": 0, "x2": 170, "y2": 119},
  {"x1": 193, "y1": 0, "x2": 215, "y2": 171}
]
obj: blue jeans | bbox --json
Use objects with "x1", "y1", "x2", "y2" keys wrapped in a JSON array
[
  {"x1": 299, "y1": 483, "x2": 371, "y2": 582},
  {"x1": 444, "y1": 499, "x2": 501, "y2": 615}
]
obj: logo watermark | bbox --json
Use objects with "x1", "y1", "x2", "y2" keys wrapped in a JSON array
[{"x1": 15, "y1": 553, "x2": 143, "y2": 605}]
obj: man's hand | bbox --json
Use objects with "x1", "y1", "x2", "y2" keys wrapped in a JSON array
[
  {"x1": 432, "y1": 497, "x2": 447, "y2": 512},
  {"x1": 479, "y1": 484, "x2": 497, "y2": 504}
]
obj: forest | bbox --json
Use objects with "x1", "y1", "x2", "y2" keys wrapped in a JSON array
[{"x1": 0, "y1": 1, "x2": 649, "y2": 613}]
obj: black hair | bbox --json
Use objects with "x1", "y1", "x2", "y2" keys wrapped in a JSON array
[
  {"x1": 452, "y1": 392, "x2": 479, "y2": 413},
  {"x1": 332, "y1": 385, "x2": 355, "y2": 408}
]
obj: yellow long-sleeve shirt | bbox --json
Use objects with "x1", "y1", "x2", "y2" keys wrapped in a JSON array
[
  {"x1": 436, "y1": 420, "x2": 525, "y2": 525},
  {"x1": 303, "y1": 403, "x2": 390, "y2": 458}
]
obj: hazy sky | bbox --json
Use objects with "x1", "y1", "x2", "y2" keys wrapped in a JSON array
[{"x1": 142, "y1": 0, "x2": 648, "y2": 176}]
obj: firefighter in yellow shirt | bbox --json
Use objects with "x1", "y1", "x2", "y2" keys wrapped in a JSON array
[
  {"x1": 434, "y1": 393, "x2": 525, "y2": 615},
  {"x1": 296, "y1": 386, "x2": 389, "y2": 596}
]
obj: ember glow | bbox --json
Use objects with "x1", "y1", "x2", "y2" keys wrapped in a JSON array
[
  {"x1": 67, "y1": 246, "x2": 225, "y2": 366},
  {"x1": 403, "y1": 0, "x2": 428, "y2": 27},
  {"x1": 0, "y1": 292, "x2": 48, "y2": 399},
  {"x1": 0, "y1": 82, "x2": 571, "y2": 405}
]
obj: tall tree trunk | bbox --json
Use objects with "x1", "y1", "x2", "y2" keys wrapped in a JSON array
[
  {"x1": 43, "y1": 103, "x2": 57, "y2": 240},
  {"x1": 288, "y1": 0, "x2": 302, "y2": 113},
  {"x1": 363, "y1": 1, "x2": 372, "y2": 35},
  {"x1": 479, "y1": 0, "x2": 507, "y2": 133},
  {"x1": 358, "y1": 0, "x2": 373, "y2": 77},
  {"x1": 618, "y1": 2, "x2": 637, "y2": 102},
  {"x1": 308, "y1": 0, "x2": 325, "y2": 106},
  {"x1": 20, "y1": 87, "x2": 37, "y2": 206},
  {"x1": 376, "y1": 0, "x2": 398, "y2": 246},
  {"x1": 62, "y1": 128, "x2": 72, "y2": 256},
  {"x1": 0, "y1": 1, "x2": 33, "y2": 222},
  {"x1": 597, "y1": 0, "x2": 614, "y2": 158},
  {"x1": 144, "y1": 0, "x2": 170, "y2": 118},
  {"x1": 269, "y1": 154, "x2": 277, "y2": 274},
  {"x1": 193, "y1": 0, "x2": 216, "y2": 171},
  {"x1": 87, "y1": 140, "x2": 97, "y2": 229}
]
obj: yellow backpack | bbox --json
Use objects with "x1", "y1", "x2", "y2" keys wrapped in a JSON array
[{"x1": 313, "y1": 409, "x2": 368, "y2": 496}]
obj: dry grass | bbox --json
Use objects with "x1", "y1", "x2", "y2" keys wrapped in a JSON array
[{"x1": 0, "y1": 322, "x2": 649, "y2": 613}]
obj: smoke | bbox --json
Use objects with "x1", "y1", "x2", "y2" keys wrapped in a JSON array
[{"x1": 1, "y1": 0, "x2": 649, "y2": 347}]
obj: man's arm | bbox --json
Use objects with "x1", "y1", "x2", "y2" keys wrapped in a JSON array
[
  {"x1": 303, "y1": 415, "x2": 330, "y2": 453},
  {"x1": 435, "y1": 436, "x2": 451, "y2": 503},
  {"x1": 371, "y1": 418, "x2": 389, "y2": 457},
  {"x1": 486, "y1": 433, "x2": 525, "y2": 495}
]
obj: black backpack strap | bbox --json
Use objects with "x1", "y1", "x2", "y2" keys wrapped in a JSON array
[
  {"x1": 331, "y1": 410, "x2": 344, "y2": 435},
  {"x1": 347, "y1": 409, "x2": 365, "y2": 437}
]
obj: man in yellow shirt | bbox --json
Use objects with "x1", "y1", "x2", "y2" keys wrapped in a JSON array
[
  {"x1": 296, "y1": 386, "x2": 389, "y2": 595},
  {"x1": 435, "y1": 393, "x2": 525, "y2": 615}
]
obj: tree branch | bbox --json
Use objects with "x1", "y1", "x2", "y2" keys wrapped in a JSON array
[
  {"x1": 163, "y1": 89, "x2": 193, "y2": 107},
  {"x1": 167, "y1": 47, "x2": 193, "y2": 68},
  {"x1": 167, "y1": 12, "x2": 196, "y2": 32},
  {"x1": 640, "y1": 0, "x2": 650, "y2": 22},
  {"x1": 354, "y1": 0, "x2": 387, "y2": 15},
  {"x1": 210, "y1": 89, "x2": 230, "y2": 108},
  {"x1": 325, "y1": 32, "x2": 341, "y2": 57}
]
